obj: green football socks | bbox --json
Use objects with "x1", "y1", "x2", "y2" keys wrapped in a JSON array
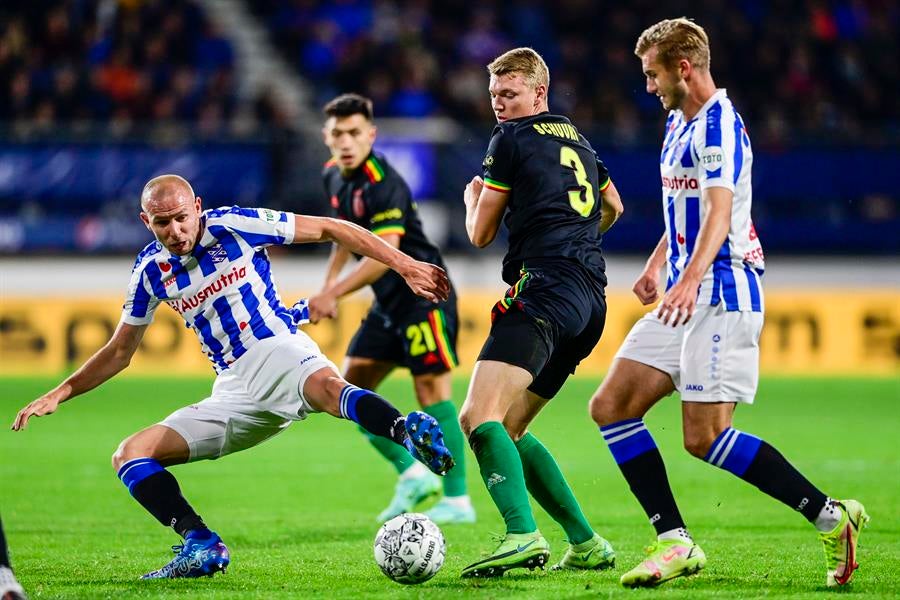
[
  {"x1": 359, "y1": 424, "x2": 415, "y2": 474},
  {"x1": 470, "y1": 421, "x2": 536, "y2": 534},
  {"x1": 424, "y1": 400, "x2": 467, "y2": 497},
  {"x1": 516, "y1": 432, "x2": 594, "y2": 545}
]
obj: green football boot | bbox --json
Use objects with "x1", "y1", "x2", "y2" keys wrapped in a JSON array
[
  {"x1": 620, "y1": 539, "x2": 706, "y2": 588},
  {"x1": 820, "y1": 499, "x2": 869, "y2": 587},
  {"x1": 551, "y1": 533, "x2": 615, "y2": 571},
  {"x1": 461, "y1": 532, "x2": 550, "y2": 578},
  {"x1": 375, "y1": 469, "x2": 441, "y2": 523}
]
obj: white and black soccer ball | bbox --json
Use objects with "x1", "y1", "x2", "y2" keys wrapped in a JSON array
[{"x1": 373, "y1": 512, "x2": 445, "y2": 584}]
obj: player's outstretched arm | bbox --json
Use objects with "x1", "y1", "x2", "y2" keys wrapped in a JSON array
[
  {"x1": 599, "y1": 181, "x2": 624, "y2": 234},
  {"x1": 12, "y1": 322, "x2": 147, "y2": 431},
  {"x1": 310, "y1": 234, "x2": 401, "y2": 322},
  {"x1": 293, "y1": 215, "x2": 449, "y2": 303}
]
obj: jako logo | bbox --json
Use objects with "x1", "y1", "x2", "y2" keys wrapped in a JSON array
[{"x1": 685, "y1": 384, "x2": 704, "y2": 391}]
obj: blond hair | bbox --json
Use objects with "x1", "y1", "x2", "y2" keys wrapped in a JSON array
[
  {"x1": 487, "y1": 47, "x2": 549, "y2": 89},
  {"x1": 635, "y1": 18, "x2": 710, "y2": 71}
]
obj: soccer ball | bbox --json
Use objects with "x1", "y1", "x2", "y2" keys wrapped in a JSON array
[{"x1": 373, "y1": 513, "x2": 445, "y2": 584}]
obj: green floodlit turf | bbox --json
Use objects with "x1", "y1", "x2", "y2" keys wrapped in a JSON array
[{"x1": 1, "y1": 375, "x2": 898, "y2": 599}]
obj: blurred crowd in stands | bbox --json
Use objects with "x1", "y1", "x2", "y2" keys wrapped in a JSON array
[
  {"x1": 0, "y1": 0, "x2": 258, "y2": 137},
  {"x1": 253, "y1": 0, "x2": 899, "y2": 145}
]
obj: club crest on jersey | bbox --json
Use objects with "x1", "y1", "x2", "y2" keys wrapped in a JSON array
[
  {"x1": 352, "y1": 189, "x2": 366, "y2": 218},
  {"x1": 209, "y1": 244, "x2": 228, "y2": 264}
]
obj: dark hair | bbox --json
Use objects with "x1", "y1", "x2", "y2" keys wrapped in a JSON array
[{"x1": 323, "y1": 93, "x2": 374, "y2": 120}]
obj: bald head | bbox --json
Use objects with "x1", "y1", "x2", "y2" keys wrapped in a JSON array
[
  {"x1": 139, "y1": 174, "x2": 203, "y2": 255},
  {"x1": 141, "y1": 174, "x2": 196, "y2": 213}
]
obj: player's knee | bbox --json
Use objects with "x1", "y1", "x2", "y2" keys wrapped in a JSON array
[
  {"x1": 458, "y1": 407, "x2": 476, "y2": 440},
  {"x1": 589, "y1": 388, "x2": 620, "y2": 426},
  {"x1": 112, "y1": 437, "x2": 146, "y2": 471},
  {"x1": 683, "y1": 431, "x2": 716, "y2": 459}
]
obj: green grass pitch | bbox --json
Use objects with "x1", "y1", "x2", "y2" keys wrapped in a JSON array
[{"x1": 2, "y1": 375, "x2": 898, "y2": 599}]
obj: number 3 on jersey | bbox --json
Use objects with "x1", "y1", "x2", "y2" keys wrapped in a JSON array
[{"x1": 560, "y1": 146, "x2": 595, "y2": 217}]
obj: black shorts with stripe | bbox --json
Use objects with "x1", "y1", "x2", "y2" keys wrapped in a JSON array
[
  {"x1": 478, "y1": 259, "x2": 606, "y2": 399},
  {"x1": 347, "y1": 288, "x2": 459, "y2": 375}
]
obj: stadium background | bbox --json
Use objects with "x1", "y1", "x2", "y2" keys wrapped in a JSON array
[{"x1": 0, "y1": 1, "x2": 898, "y2": 598}]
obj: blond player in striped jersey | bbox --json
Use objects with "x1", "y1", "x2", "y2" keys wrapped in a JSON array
[{"x1": 588, "y1": 18, "x2": 867, "y2": 589}]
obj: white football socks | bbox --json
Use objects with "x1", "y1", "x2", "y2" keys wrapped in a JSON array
[
  {"x1": 814, "y1": 498, "x2": 843, "y2": 532},
  {"x1": 658, "y1": 527, "x2": 693, "y2": 544}
]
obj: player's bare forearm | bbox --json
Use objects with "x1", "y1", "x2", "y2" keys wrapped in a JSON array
[
  {"x1": 646, "y1": 234, "x2": 668, "y2": 273},
  {"x1": 680, "y1": 187, "x2": 733, "y2": 285},
  {"x1": 325, "y1": 234, "x2": 399, "y2": 299},
  {"x1": 322, "y1": 244, "x2": 351, "y2": 288},
  {"x1": 13, "y1": 322, "x2": 145, "y2": 430},
  {"x1": 295, "y1": 215, "x2": 410, "y2": 272},
  {"x1": 464, "y1": 177, "x2": 507, "y2": 248},
  {"x1": 598, "y1": 181, "x2": 624, "y2": 234},
  {"x1": 295, "y1": 215, "x2": 449, "y2": 301}
]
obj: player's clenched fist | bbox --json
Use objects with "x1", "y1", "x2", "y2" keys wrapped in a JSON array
[
  {"x1": 12, "y1": 394, "x2": 62, "y2": 431},
  {"x1": 632, "y1": 271, "x2": 660, "y2": 305}
]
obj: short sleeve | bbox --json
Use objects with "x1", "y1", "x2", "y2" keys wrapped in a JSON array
[
  {"x1": 482, "y1": 125, "x2": 516, "y2": 193},
  {"x1": 366, "y1": 177, "x2": 410, "y2": 236},
  {"x1": 120, "y1": 266, "x2": 161, "y2": 326},
  {"x1": 695, "y1": 104, "x2": 737, "y2": 193},
  {"x1": 205, "y1": 206, "x2": 296, "y2": 246},
  {"x1": 596, "y1": 156, "x2": 611, "y2": 192}
]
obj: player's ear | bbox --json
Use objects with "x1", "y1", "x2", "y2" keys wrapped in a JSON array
[
  {"x1": 368, "y1": 124, "x2": 377, "y2": 144},
  {"x1": 195, "y1": 196, "x2": 202, "y2": 212},
  {"x1": 139, "y1": 211, "x2": 151, "y2": 230},
  {"x1": 534, "y1": 84, "x2": 547, "y2": 107}
]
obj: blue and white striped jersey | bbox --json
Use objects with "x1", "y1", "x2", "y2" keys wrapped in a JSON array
[
  {"x1": 659, "y1": 89, "x2": 765, "y2": 312},
  {"x1": 122, "y1": 206, "x2": 297, "y2": 372}
]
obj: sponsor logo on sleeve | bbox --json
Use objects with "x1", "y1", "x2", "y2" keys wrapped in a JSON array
[
  {"x1": 260, "y1": 208, "x2": 279, "y2": 223},
  {"x1": 700, "y1": 146, "x2": 725, "y2": 172}
]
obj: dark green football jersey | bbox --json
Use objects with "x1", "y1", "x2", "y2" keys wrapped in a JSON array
[
  {"x1": 481, "y1": 112, "x2": 612, "y2": 286},
  {"x1": 323, "y1": 151, "x2": 446, "y2": 313}
]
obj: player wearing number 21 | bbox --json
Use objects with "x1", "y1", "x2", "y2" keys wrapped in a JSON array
[{"x1": 459, "y1": 47, "x2": 624, "y2": 578}]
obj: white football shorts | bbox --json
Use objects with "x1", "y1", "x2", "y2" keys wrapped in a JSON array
[
  {"x1": 615, "y1": 303, "x2": 763, "y2": 404},
  {"x1": 161, "y1": 332, "x2": 338, "y2": 461}
]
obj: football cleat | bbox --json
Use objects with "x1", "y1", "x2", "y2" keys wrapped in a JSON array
[
  {"x1": 424, "y1": 497, "x2": 477, "y2": 525},
  {"x1": 820, "y1": 499, "x2": 869, "y2": 587},
  {"x1": 461, "y1": 532, "x2": 550, "y2": 578},
  {"x1": 141, "y1": 531, "x2": 230, "y2": 579},
  {"x1": 404, "y1": 411, "x2": 455, "y2": 476},
  {"x1": 0, "y1": 566, "x2": 27, "y2": 600},
  {"x1": 375, "y1": 468, "x2": 441, "y2": 523},
  {"x1": 551, "y1": 532, "x2": 615, "y2": 571},
  {"x1": 620, "y1": 539, "x2": 705, "y2": 588}
]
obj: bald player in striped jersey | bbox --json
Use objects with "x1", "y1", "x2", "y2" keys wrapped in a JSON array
[
  {"x1": 308, "y1": 94, "x2": 473, "y2": 525},
  {"x1": 589, "y1": 18, "x2": 868, "y2": 588},
  {"x1": 12, "y1": 174, "x2": 454, "y2": 580}
]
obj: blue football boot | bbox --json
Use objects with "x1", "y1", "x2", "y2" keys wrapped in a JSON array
[
  {"x1": 141, "y1": 531, "x2": 230, "y2": 579},
  {"x1": 404, "y1": 411, "x2": 455, "y2": 476}
]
